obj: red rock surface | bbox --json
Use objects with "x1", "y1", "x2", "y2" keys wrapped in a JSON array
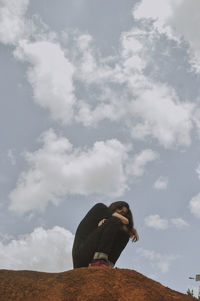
[{"x1": 0, "y1": 267, "x2": 196, "y2": 301}]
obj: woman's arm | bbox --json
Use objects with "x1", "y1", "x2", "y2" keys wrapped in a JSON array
[
  {"x1": 112, "y1": 212, "x2": 129, "y2": 225},
  {"x1": 129, "y1": 228, "x2": 139, "y2": 242},
  {"x1": 121, "y1": 225, "x2": 139, "y2": 242},
  {"x1": 98, "y1": 212, "x2": 129, "y2": 227}
]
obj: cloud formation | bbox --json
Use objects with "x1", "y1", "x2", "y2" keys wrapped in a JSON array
[
  {"x1": 133, "y1": 0, "x2": 200, "y2": 71},
  {"x1": 0, "y1": 4, "x2": 194, "y2": 150},
  {"x1": 136, "y1": 247, "x2": 178, "y2": 273},
  {"x1": 73, "y1": 30, "x2": 194, "y2": 149},
  {"x1": 9, "y1": 129, "x2": 158, "y2": 214},
  {"x1": 127, "y1": 149, "x2": 158, "y2": 177},
  {"x1": 14, "y1": 40, "x2": 76, "y2": 124},
  {"x1": 154, "y1": 177, "x2": 168, "y2": 190},
  {"x1": 0, "y1": 0, "x2": 29, "y2": 45},
  {"x1": 189, "y1": 193, "x2": 200, "y2": 218},
  {"x1": 145, "y1": 214, "x2": 169, "y2": 230},
  {"x1": 0, "y1": 226, "x2": 74, "y2": 272},
  {"x1": 130, "y1": 84, "x2": 193, "y2": 148},
  {"x1": 145, "y1": 214, "x2": 189, "y2": 229},
  {"x1": 170, "y1": 218, "x2": 189, "y2": 229}
]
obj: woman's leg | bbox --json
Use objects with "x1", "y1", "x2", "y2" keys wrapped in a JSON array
[
  {"x1": 108, "y1": 228, "x2": 129, "y2": 265},
  {"x1": 95, "y1": 217, "x2": 125, "y2": 255},
  {"x1": 75, "y1": 216, "x2": 125, "y2": 267}
]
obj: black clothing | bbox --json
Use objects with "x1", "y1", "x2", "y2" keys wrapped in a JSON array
[{"x1": 72, "y1": 203, "x2": 129, "y2": 268}]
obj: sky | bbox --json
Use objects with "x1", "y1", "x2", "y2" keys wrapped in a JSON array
[{"x1": 0, "y1": 0, "x2": 200, "y2": 296}]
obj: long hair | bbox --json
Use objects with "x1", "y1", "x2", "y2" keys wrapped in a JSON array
[{"x1": 108, "y1": 201, "x2": 134, "y2": 231}]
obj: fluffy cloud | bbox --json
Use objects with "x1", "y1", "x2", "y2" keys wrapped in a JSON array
[
  {"x1": 119, "y1": 28, "x2": 194, "y2": 149},
  {"x1": 170, "y1": 218, "x2": 189, "y2": 229},
  {"x1": 145, "y1": 214, "x2": 189, "y2": 229},
  {"x1": 0, "y1": 226, "x2": 74, "y2": 272},
  {"x1": 14, "y1": 40, "x2": 76, "y2": 124},
  {"x1": 118, "y1": 26, "x2": 194, "y2": 148},
  {"x1": 1, "y1": 1, "x2": 194, "y2": 151},
  {"x1": 154, "y1": 177, "x2": 168, "y2": 190},
  {"x1": 73, "y1": 33, "x2": 130, "y2": 126},
  {"x1": 76, "y1": 94, "x2": 126, "y2": 127},
  {"x1": 4, "y1": 13, "x2": 193, "y2": 149},
  {"x1": 120, "y1": 29, "x2": 146, "y2": 75},
  {"x1": 0, "y1": 0, "x2": 29, "y2": 45},
  {"x1": 136, "y1": 247, "x2": 178, "y2": 273},
  {"x1": 9, "y1": 129, "x2": 158, "y2": 214},
  {"x1": 9, "y1": 129, "x2": 128, "y2": 214},
  {"x1": 189, "y1": 193, "x2": 200, "y2": 218},
  {"x1": 144, "y1": 214, "x2": 169, "y2": 230},
  {"x1": 133, "y1": 0, "x2": 200, "y2": 71},
  {"x1": 74, "y1": 30, "x2": 148, "y2": 127},
  {"x1": 73, "y1": 31, "x2": 194, "y2": 149},
  {"x1": 130, "y1": 84, "x2": 194, "y2": 148},
  {"x1": 127, "y1": 149, "x2": 158, "y2": 177},
  {"x1": 74, "y1": 34, "x2": 99, "y2": 84},
  {"x1": 133, "y1": 0, "x2": 181, "y2": 37}
]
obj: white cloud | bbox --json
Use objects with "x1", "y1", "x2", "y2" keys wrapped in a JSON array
[
  {"x1": 189, "y1": 193, "x2": 200, "y2": 218},
  {"x1": 145, "y1": 214, "x2": 169, "y2": 230},
  {"x1": 74, "y1": 34, "x2": 98, "y2": 84},
  {"x1": 73, "y1": 33, "x2": 130, "y2": 127},
  {"x1": 73, "y1": 29, "x2": 150, "y2": 127},
  {"x1": 133, "y1": 0, "x2": 200, "y2": 71},
  {"x1": 73, "y1": 30, "x2": 194, "y2": 149},
  {"x1": 0, "y1": 226, "x2": 74, "y2": 272},
  {"x1": 120, "y1": 29, "x2": 146, "y2": 74},
  {"x1": 117, "y1": 28, "x2": 194, "y2": 149},
  {"x1": 127, "y1": 149, "x2": 158, "y2": 177},
  {"x1": 145, "y1": 214, "x2": 189, "y2": 229},
  {"x1": 118, "y1": 28, "x2": 194, "y2": 149},
  {"x1": 170, "y1": 218, "x2": 189, "y2": 229},
  {"x1": 76, "y1": 93, "x2": 126, "y2": 127},
  {"x1": 74, "y1": 33, "x2": 123, "y2": 86},
  {"x1": 136, "y1": 247, "x2": 178, "y2": 273},
  {"x1": 9, "y1": 129, "x2": 159, "y2": 214},
  {"x1": 0, "y1": 0, "x2": 29, "y2": 45},
  {"x1": 2, "y1": 14, "x2": 192, "y2": 150},
  {"x1": 133, "y1": 0, "x2": 180, "y2": 37},
  {"x1": 9, "y1": 129, "x2": 130, "y2": 214},
  {"x1": 130, "y1": 84, "x2": 194, "y2": 148},
  {"x1": 121, "y1": 20, "x2": 194, "y2": 150},
  {"x1": 134, "y1": 0, "x2": 172, "y2": 20},
  {"x1": 154, "y1": 177, "x2": 168, "y2": 190},
  {"x1": 2, "y1": 4, "x2": 194, "y2": 150},
  {"x1": 14, "y1": 40, "x2": 76, "y2": 124}
]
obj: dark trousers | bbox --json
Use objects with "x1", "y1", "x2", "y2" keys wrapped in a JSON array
[{"x1": 73, "y1": 216, "x2": 129, "y2": 268}]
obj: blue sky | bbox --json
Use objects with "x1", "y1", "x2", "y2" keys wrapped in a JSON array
[{"x1": 1, "y1": 0, "x2": 200, "y2": 296}]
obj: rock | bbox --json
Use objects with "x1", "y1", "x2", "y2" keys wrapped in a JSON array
[{"x1": 0, "y1": 267, "x2": 196, "y2": 301}]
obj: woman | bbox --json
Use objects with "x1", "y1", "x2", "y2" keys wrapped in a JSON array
[{"x1": 72, "y1": 201, "x2": 139, "y2": 268}]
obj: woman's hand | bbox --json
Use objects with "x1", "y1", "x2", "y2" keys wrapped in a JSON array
[
  {"x1": 129, "y1": 228, "x2": 139, "y2": 242},
  {"x1": 98, "y1": 218, "x2": 106, "y2": 227}
]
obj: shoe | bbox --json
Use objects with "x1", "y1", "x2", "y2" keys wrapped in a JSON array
[{"x1": 88, "y1": 259, "x2": 110, "y2": 267}]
